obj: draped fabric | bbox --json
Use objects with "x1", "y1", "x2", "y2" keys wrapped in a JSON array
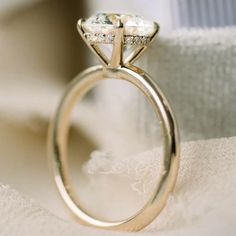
[{"x1": 0, "y1": 27, "x2": 236, "y2": 235}]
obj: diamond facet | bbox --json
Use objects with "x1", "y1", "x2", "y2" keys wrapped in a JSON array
[{"x1": 82, "y1": 13, "x2": 157, "y2": 45}]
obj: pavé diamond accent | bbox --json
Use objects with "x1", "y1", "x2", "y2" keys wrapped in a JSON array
[
  {"x1": 124, "y1": 36, "x2": 134, "y2": 45},
  {"x1": 84, "y1": 32, "x2": 151, "y2": 45}
]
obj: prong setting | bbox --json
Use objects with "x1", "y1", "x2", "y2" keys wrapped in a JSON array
[
  {"x1": 109, "y1": 19, "x2": 124, "y2": 68},
  {"x1": 77, "y1": 13, "x2": 159, "y2": 65}
]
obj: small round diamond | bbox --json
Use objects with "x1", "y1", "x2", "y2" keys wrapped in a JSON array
[
  {"x1": 125, "y1": 36, "x2": 134, "y2": 45},
  {"x1": 97, "y1": 33, "x2": 106, "y2": 43},
  {"x1": 134, "y1": 36, "x2": 142, "y2": 45},
  {"x1": 85, "y1": 33, "x2": 98, "y2": 43},
  {"x1": 106, "y1": 34, "x2": 115, "y2": 44}
]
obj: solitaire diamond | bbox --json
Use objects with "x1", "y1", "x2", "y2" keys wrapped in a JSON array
[{"x1": 82, "y1": 13, "x2": 157, "y2": 45}]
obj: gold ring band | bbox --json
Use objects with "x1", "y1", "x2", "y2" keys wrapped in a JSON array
[{"x1": 48, "y1": 13, "x2": 180, "y2": 232}]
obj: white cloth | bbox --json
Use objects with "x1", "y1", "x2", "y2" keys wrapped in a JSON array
[{"x1": 0, "y1": 136, "x2": 236, "y2": 236}]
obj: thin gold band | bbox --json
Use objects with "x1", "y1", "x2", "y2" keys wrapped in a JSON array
[{"x1": 48, "y1": 64, "x2": 180, "y2": 231}]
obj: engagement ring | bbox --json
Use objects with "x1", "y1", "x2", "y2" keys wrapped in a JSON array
[{"x1": 48, "y1": 13, "x2": 180, "y2": 232}]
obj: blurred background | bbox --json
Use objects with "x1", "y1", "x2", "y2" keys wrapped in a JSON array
[{"x1": 0, "y1": 0, "x2": 236, "y2": 222}]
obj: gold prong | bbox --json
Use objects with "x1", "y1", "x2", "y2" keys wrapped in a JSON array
[
  {"x1": 77, "y1": 18, "x2": 109, "y2": 66},
  {"x1": 109, "y1": 19, "x2": 124, "y2": 68},
  {"x1": 125, "y1": 21, "x2": 159, "y2": 65},
  {"x1": 150, "y1": 22, "x2": 159, "y2": 43},
  {"x1": 77, "y1": 18, "x2": 87, "y2": 42}
]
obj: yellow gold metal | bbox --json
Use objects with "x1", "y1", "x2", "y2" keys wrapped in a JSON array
[
  {"x1": 48, "y1": 15, "x2": 180, "y2": 232},
  {"x1": 77, "y1": 19, "x2": 109, "y2": 66},
  {"x1": 109, "y1": 19, "x2": 124, "y2": 68}
]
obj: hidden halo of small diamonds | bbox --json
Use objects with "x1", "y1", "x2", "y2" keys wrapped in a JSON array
[
  {"x1": 81, "y1": 13, "x2": 156, "y2": 46},
  {"x1": 84, "y1": 32, "x2": 151, "y2": 45}
]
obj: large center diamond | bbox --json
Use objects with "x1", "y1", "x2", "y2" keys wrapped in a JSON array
[{"x1": 82, "y1": 13, "x2": 157, "y2": 45}]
